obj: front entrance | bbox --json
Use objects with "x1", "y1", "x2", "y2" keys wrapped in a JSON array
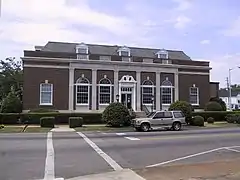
[{"x1": 121, "y1": 93, "x2": 132, "y2": 109}]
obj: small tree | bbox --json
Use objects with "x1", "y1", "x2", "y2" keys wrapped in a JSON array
[
  {"x1": 0, "y1": 87, "x2": 22, "y2": 113},
  {"x1": 169, "y1": 101, "x2": 193, "y2": 124},
  {"x1": 102, "y1": 102, "x2": 131, "y2": 127},
  {"x1": 209, "y1": 97, "x2": 226, "y2": 111},
  {"x1": 204, "y1": 101, "x2": 222, "y2": 111}
]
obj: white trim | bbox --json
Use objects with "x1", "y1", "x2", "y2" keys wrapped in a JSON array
[
  {"x1": 161, "y1": 86, "x2": 173, "y2": 106},
  {"x1": 141, "y1": 84, "x2": 155, "y2": 105},
  {"x1": 156, "y1": 49, "x2": 168, "y2": 59},
  {"x1": 98, "y1": 77, "x2": 112, "y2": 105},
  {"x1": 117, "y1": 46, "x2": 131, "y2": 56},
  {"x1": 189, "y1": 86, "x2": 199, "y2": 105},
  {"x1": 24, "y1": 64, "x2": 69, "y2": 69},
  {"x1": 76, "y1": 43, "x2": 88, "y2": 54},
  {"x1": 22, "y1": 57, "x2": 211, "y2": 71},
  {"x1": 40, "y1": 83, "x2": 53, "y2": 106},
  {"x1": 179, "y1": 71, "x2": 209, "y2": 75}
]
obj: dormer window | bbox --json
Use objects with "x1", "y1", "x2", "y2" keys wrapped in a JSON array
[
  {"x1": 76, "y1": 43, "x2": 89, "y2": 60},
  {"x1": 118, "y1": 46, "x2": 130, "y2": 57},
  {"x1": 156, "y1": 49, "x2": 168, "y2": 59},
  {"x1": 76, "y1": 43, "x2": 88, "y2": 54}
]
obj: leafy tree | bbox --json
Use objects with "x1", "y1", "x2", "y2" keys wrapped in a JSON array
[
  {"x1": 209, "y1": 97, "x2": 226, "y2": 111},
  {"x1": 0, "y1": 87, "x2": 22, "y2": 113},
  {"x1": 0, "y1": 57, "x2": 23, "y2": 102},
  {"x1": 204, "y1": 101, "x2": 222, "y2": 111}
]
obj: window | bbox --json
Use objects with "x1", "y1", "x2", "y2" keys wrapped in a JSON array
[
  {"x1": 76, "y1": 43, "x2": 88, "y2": 54},
  {"x1": 161, "y1": 79, "x2": 173, "y2": 105},
  {"x1": 173, "y1": 112, "x2": 184, "y2": 118},
  {"x1": 156, "y1": 49, "x2": 168, "y2": 59},
  {"x1": 142, "y1": 80, "x2": 154, "y2": 105},
  {"x1": 40, "y1": 83, "x2": 53, "y2": 105},
  {"x1": 99, "y1": 78, "x2": 112, "y2": 105},
  {"x1": 164, "y1": 112, "x2": 173, "y2": 118},
  {"x1": 100, "y1": 56, "x2": 111, "y2": 61},
  {"x1": 153, "y1": 112, "x2": 164, "y2": 119},
  {"x1": 143, "y1": 58, "x2": 153, "y2": 63},
  {"x1": 122, "y1": 57, "x2": 131, "y2": 62},
  {"x1": 77, "y1": 54, "x2": 89, "y2": 60},
  {"x1": 189, "y1": 87, "x2": 199, "y2": 105},
  {"x1": 162, "y1": 59, "x2": 172, "y2": 64},
  {"x1": 118, "y1": 46, "x2": 131, "y2": 57},
  {"x1": 76, "y1": 77, "x2": 90, "y2": 105}
]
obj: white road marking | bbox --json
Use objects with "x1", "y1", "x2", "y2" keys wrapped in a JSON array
[
  {"x1": 125, "y1": 137, "x2": 140, "y2": 141},
  {"x1": 146, "y1": 147, "x2": 224, "y2": 168},
  {"x1": 116, "y1": 133, "x2": 126, "y2": 136},
  {"x1": 225, "y1": 147, "x2": 240, "y2": 153},
  {"x1": 77, "y1": 132, "x2": 123, "y2": 171},
  {"x1": 44, "y1": 132, "x2": 55, "y2": 180}
]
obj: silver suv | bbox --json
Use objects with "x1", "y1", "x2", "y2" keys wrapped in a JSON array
[{"x1": 132, "y1": 110, "x2": 186, "y2": 132}]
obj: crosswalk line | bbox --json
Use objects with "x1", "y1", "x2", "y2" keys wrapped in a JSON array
[{"x1": 125, "y1": 137, "x2": 140, "y2": 141}]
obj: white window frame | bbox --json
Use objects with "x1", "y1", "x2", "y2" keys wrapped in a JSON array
[
  {"x1": 156, "y1": 49, "x2": 168, "y2": 59},
  {"x1": 77, "y1": 54, "x2": 89, "y2": 60},
  {"x1": 98, "y1": 78, "x2": 112, "y2": 105},
  {"x1": 75, "y1": 77, "x2": 91, "y2": 106},
  {"x1": 40, "y1": 83, "x2": 53, "y2": 106},
  {"x1": 189, "y1": 86, "x2": 199, "y2": 105},
  {"x1": 141, "y1": 80, "x2": 155, "y2": 105},
  {"x1": 118, "y1": 46, "x2": 131, "y2": 57},
  {"x1": 76, "y1": 43, "x2": 88, "y2": 54},
  {"x1": 161, "y1": 79, "x2": 173, "y2": 105}
]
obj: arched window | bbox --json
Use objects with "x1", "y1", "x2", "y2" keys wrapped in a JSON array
[
  {"x1": 161, "y1": 79, "x2": 173, "y2": 105},
  {"x1": 142, "y1": 79, "x2": 154, "y2": 105},
  {"x1": 99, "y1": 78, "x2": 112, "y2": 105},
  {"x1": 76, "y1": 77, "x2": 90, "y2": 105}
]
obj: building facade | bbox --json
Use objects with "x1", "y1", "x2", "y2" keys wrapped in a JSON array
[
  {"x1": 22, "y1": 42, "x2": 218, "y2": 112},
  {"x1": 219, "y1": 89, "x2": 240, "y2": 110}
]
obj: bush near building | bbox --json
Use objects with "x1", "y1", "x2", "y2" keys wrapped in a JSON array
[
  {"x1": 40, "y1": 117, "x2": 55, "y2": 128},
  {"x1": 204, "y1": 101, "x2": 223, "y2": 111},
  {"x1": 207, "y1": 117, "x2": 214, "y2": 124},
  {"x1": 192, "y1": 115, "x2": 204, "y2": 126},
  {"x1": 69, "y1": 117, "x2": 83, "y2": 128},
  {"x1": 169, "y1": 101, "x2": 194, "y2": 124},
  {"x1": 102, "y1": 102, "x2": 131, "y2": 127},
  {"x1": 209, "y1": 97, "x2": 227, "y2": 111}
]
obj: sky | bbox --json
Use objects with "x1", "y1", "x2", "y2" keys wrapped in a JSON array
[{"x1": 0, "y1": 0, "x2": 240, "y2": 88}]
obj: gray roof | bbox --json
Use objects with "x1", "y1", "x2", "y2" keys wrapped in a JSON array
[
  {"x1": 41, "y1": 41, "x2": 192, "y2": 60},
  {"x1": 219, "y1": 89, "x2": 240, "y2": 97}
]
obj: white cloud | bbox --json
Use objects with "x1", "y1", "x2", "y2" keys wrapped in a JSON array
[
  {"x1": 222, "y1": 16, "x2": 240, "y2": 37},
  {"x1": 200, "y1": 40, "x2": 210, "y2": 45},
  {"x1": 173, "y1": 15, "x2": 192, "y2": 29}
]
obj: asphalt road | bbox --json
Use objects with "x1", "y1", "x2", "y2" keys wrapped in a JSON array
[{"x1": 0, "y1": 127, "x2": 240, "y2": 180}]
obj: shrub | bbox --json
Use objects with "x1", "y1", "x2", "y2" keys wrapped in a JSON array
[
  {"x1": 0, "y1": 90, "x2": 22, "y2": 113},
  {"x1": 28, "y1": 108, "x2": 59, "y2": 113},
  {"x1": 129, "y1": 108, "x2": 136, "y2": 119},
  {"x1": 40, "y1": 117, "x2": 55, "y2": 128},
  {"x1": 69, "y1": 117, "x2": 83, "y2": 128},
  {"x1": 192, "y1": 111, "x2": 230, "y2": 121},
  {"x1": 0, "y1": 113, "x2": 22, "y2": 124},
  {"x1": 207, "y1": 117, "x2": 214, "y2": 124},
  {"x1": 204, "y1": 101, "x2": 222, "y2": 111},
  {"x1": 209, "y1": 97, "x2": 226, "y2": 111},
  {"x1": 226, "y1": 114, "x2": 237, "y2": 123},
  {"x1": 169, "y1": 101, "x2": 193, "y2": 124},
  {"x1": 102, "y1": 102, "x2": 131, "y2": 127},
  {"x1": 193, "y1": 115, "x2": 204, "y2": 126},
  {"x1": 0, "y1": 124, "x2": 4, "y2": 129}
]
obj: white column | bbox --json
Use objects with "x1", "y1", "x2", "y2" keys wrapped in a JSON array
[
  {"x1": 156, "y1": 72, "x2": 161, "y2": 110},
  {"x1": 136, "y1": 71, "x2": 141, "y2": 111},
  {"x1": 174, "y1": 71, "x2": 179, "y2": 101},
  {"x1": 68, "y1": 67, "x2": 74, "y2": 111},
  {"x1": 92, "y1": 69, "x2": 97, "y2": 110},
  {"x1": 114, "y1": 70, "x2": 119, "y2": 102}
]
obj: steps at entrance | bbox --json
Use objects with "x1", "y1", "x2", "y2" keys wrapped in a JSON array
[{"x1": 135, "y1": 111, "x2": 147, "y2": 118}]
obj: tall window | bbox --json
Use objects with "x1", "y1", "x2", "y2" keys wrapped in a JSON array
[
  {"x1": 40, "y1": 83, "x2": 53, "y2": 105},
  {"x1": 161, "y1": 79, "x2": 172, "y2": 105},
  {"x1": 76, "y1": 77, "x2": 90, "y2": 105},
  {"x1": 99, "y1": 78, "x2": 112, "y2": 105},
  {"x1": 189, "y1": 86, "x2": 199, "y2": 105},
  {"x1": 142, "y1": 79, "x2": 154, "y2": 105}
]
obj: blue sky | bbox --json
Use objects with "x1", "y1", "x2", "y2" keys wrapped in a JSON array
[{"x1": 0, "y1": 0, "x2": 240, "y2": 87}]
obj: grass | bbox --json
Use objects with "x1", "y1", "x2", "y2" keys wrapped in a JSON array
[
  {"x1": 0, "y1": 126, "x2": 24, "y2": 133},
  {"x1": 74, "y1": 125, "x2": 133, "y2": 132},
  {"x1": 204, "y1": 121, "x2": 240, "y2": 128},
  {"x1": 24, "y1": 126, "x2": 52, "y2": 133}
]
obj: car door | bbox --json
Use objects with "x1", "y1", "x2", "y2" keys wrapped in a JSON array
[
  {"x1": 151, "y1": 112, "x2": 164, "y2": 127},
  {"x1": 162, "y1": 111, "x2": 174, "y2": 125}
]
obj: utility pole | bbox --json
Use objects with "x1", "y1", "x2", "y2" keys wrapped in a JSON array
[{"x1": 226, "y1": 77, "x2": 230, "y2": 110}]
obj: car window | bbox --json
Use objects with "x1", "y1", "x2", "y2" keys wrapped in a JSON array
[
  {"x1": 153, "y1": 112, "x2": 164, "y2": 119},
  {"x1": 173, "y1": 112, "x2": 184, "y2": 118},
  {"x1": 164, "y1": 112, "x2": 173, "y2": 118}
]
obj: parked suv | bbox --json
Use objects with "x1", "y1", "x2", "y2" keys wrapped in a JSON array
[{"x1": 132, "y1": 110, "x2": 186, "y2": 132}]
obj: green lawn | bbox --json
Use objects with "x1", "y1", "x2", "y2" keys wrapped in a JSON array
[
  {"x1": 204, "y1": 121, "x2": 240, "y2": 128},
  {"x1": 74, "y1": 125, "x2": 133, "y2": 132},
  {"x1": 24, "y1": 126, "x2": 52, "y2": 133}
]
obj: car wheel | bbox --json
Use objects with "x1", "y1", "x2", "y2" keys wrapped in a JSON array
[
  {"x1": 172, "y1": 122, "x2": 181, "y2": 131},
  {"x1": 141, "y1": 123, "x2": 150, "y2": 132}
]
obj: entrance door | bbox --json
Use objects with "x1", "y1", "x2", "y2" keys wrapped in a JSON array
[{"x1": 121, "y1": 93, "x2": 132, "y2": 109}]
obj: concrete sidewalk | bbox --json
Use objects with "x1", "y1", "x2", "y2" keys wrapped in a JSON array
[{"x1": 136, "y1": 159, "x2": 240, "y2": 180}]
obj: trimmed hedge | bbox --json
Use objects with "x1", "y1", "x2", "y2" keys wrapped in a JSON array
[
  {"x1": 193, "y1": 115, "x2": 204, "y2": 126},
  {"x1": 69, "y1": 117, "x2": 83, "y2": 128},
  {"x1": 192, "y1": 111, "x2": 240, "y2": 122},
  {"x1": 40, "y1": 117, "x2": 55, "y2": 128},
  {"x1": 0, "y1": 112, "x2": 103, "y2": 124},
  {"x1": 207, "y1": 117, "x2": 214, "y2": 124}
]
